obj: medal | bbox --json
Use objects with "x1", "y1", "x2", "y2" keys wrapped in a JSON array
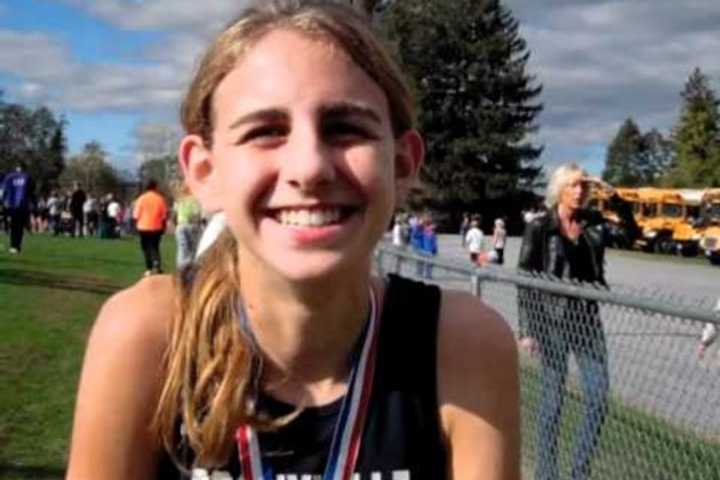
[{"x1": 236, "y1": 286, "x2": 380, "y2": 480}]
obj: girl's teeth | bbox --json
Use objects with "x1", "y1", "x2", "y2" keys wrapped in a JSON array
[
  {"x1": 298, "y1": 210, "x2": 310, "y2": 226},
  {"x1": 277, "y1": 209, "x2": 343, "y2": 227}
]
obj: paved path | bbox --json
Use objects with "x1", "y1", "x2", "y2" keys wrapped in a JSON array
[{"x1": 382, "y1": 234, "x2": 720, "y2": 440}]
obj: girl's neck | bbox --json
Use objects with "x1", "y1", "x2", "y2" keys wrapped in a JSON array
[{"x1": 238, "y1": 261, "x2": 379, "y2": 407}]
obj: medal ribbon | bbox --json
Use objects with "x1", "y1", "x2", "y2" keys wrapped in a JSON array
[{"x1": 236, "y1": 286, "x2": 380, "y2": 480}]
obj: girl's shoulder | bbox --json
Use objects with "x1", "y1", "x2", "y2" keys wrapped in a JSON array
[
  {"x1": 435, "y1": 289, "x2": 519, "y2": 476},
  {"x1": 85, "y1": 274, "x2": 176, "y2": 387},
  {"x1": 436, "y1": 289, "x2": 515, "y2": 381},
  {"x1": 67, "y1": 274, "x2": 176, "y2": 477},
  {"x1": 95, "y1": 274, "x2": 175, "y2": 348}
]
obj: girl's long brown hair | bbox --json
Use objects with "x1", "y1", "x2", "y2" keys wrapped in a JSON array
[{"x1": 154, "y1": 0, "x2": 416, "y2": 468}]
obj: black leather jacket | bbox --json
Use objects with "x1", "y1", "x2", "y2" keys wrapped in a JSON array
[{"x1": 517, "y1": 194, "x2": 639, "y2": 338}]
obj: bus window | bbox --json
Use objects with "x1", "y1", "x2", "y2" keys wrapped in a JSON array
[
  {"x1": 708, "y1": 203, "x2": 720, "y2": 221},
  {"x1": 641, "y1": 203, "x2": 656, "y2": 217},
  {"x1": 686, "y1": 205, "x2": 700, "y2": 220},
  {"x1": 661, "y1": 203, "x2": 683, "y2": 218}
]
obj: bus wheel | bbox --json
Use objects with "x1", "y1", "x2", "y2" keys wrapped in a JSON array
[{"x1": 654, "y1": 234, "x2": 673, "y2": 254}]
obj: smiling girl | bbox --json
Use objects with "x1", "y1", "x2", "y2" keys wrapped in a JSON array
[{"x1": 66, "y1": 2, "x2": 519, "y2": 479}]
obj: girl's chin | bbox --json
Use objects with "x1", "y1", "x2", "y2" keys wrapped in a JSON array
[{"x1": 263, "y1": 252, "x2": 366, "y2": 282}]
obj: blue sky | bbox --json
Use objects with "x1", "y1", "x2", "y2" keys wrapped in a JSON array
[
  {"x1": 0, "y1": 0, "x2": 172, "y2": 171},
  {"x1": 2, "y1": 0, "x2": 720, "y2": 179}
]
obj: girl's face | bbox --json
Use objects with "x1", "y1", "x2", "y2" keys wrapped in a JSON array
[
  {"x1": 559, "y1": 172, "x2": 589, "y2": 212},
  {"x1": 182, "y1": 28, "x2": 422, "y2": 282}
]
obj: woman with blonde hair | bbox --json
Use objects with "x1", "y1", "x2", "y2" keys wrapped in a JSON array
[
  {"x1": 67, "y1": 2, "x2": 519, "y2": 478},
  {"x1": 517, "y1": 162, "x2": 639, "y2": 480}
]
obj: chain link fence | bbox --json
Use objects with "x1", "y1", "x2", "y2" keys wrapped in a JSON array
[{"x1": 375, "y1": 244, "x2": 720, "y2": 479}]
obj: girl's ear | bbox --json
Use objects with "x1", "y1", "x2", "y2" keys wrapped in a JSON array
[
  {"x1": 394, "y1": 129, "x2": 425, "y2": 205},
  {"x1": 178, "y1": 135, "x2": 222, "y2": 212}
]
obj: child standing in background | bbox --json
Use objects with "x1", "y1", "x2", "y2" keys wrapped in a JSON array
[{"x1": 491, "y1": 218, "x2": 507, "y2": 265}]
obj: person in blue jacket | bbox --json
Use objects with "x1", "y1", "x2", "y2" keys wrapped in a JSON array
[
  {"x1": 2, "y1": 162, "x2": 35, "y2": 254},
  {"x1": 409, "y1": 213, "x2": 426, "y2": 277},
  {"x1": 421, "y1": 218, "x2": 438, "y2": 279}
]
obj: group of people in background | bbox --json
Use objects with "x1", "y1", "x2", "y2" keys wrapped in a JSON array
[
  {"x1": 0, "y1": 171, "x2": 130, "y2": 245},
  {"x1": 391, "y1": 211, "x2": 438, "y2": 279},
  {"x1": 131, "y1": 178, "x2": 203, "y2": 277},
  {"x1": 41, "y1": 187, "x2": 127, "y2": 239},
  {"x1": 125, "y1": 178, "x2": 205, "y2": 277},
  {"x1": 390, "y1": 210, "x2": 509, "y2": 277},
  {"x1": 460, "y1": 212, "x2": 507, "y2": 266},
  {"x1": 1, "y1": 164, "x2": 203, "y2": 277}
]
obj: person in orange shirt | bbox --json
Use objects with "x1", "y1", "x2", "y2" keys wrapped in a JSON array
[{"x1": 133, "y1": 179, "x2": 168, "y2": 276}]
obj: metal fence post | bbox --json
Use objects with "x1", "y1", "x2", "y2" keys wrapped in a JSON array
[
  {"x1": 471, "y1": 271, "x2": 482, "y2": 298},
  {"x1": 375, "y1": 249, "x2": 384, "y2": 277},
  {"x1": 394, "y1": 250, "x2": 403, "y2": 275}
]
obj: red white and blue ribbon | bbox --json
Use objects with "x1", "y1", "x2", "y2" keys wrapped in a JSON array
[{"x1": 236, "y1": 286, "x2": 380, "y2": 480}]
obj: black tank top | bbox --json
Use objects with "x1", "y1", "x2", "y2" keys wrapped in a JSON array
[{"x1": 158, "y1": 274, "x2": 447, "y2": 479}]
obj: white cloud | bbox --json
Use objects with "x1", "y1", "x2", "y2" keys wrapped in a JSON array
[
  {"x1": 0, "y1": 31, "x2": 74, "y2": 81},
  {"x1": 503, "y1": 0, "x2": 720, "y2": 170},
  {"x1": 62, "y1": 0, "x2": 248, "y2": 31},
  {"x1": 62, "y1": 62, "x2": 185, "y2": 111},
  {"x1": 0, "y1": 29, "x2": 190, "y2": 113},
  {"x1": 143, "y1": 31, "x2": 211, "y2": 77}
]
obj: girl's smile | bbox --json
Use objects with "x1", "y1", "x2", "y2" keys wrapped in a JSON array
[{"x1": 261, "y1": 202, "x2": 366, "y2": 248}]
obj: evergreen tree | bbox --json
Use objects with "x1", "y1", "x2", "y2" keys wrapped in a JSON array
[
  {"x1": 603, "y1": 117, "x2": 645, "y2": 186},
  {"x1": 640, "y1": 128, "x2": 673, "y2": 185},
  {"x1": 668, "y1": 67, "x2": 720, "y2": 187},
  {"x1": 46, "y1": 117, "x2": 68, "y2": 190},
  {"x1": 383, "y1": 0, "x2": 543, "y2": 214},
  {"x1": 0, "y1": 101, "x2": 66, "y2": 193},
  {"x1": 341, "y1": 0, "x2": 390, "y2": 17},
  {"x1": 28, "y1": 106, "x2": 64, "y2": 194},
  {"x1": 349, "y1": 0, "x2": 380, "y2": 14}
]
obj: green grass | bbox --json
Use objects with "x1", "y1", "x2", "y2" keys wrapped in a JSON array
[
  {"x1": 0, "y1": 233, "x2": 175, "y2": 480},
  {"x1": 520, "y1": 362, "x2": 720, "y2": 479}
]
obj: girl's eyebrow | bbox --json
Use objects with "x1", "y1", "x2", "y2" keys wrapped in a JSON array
[
  {"x1": 229, "y1": 108, "x2": 288, "y2": 130},
  {"x1": 227, "y1": 102, "x2": 382, "y2": 130},
  {"x1": 319, "y1": 101, "x2": 382, "y2": 125}
]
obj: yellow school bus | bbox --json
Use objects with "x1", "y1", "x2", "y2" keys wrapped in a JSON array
[
  {"x1": 588, "y1": 186, "x2": 708, "y2": 254},
  {"x1": 699, "y1": 189, "x2": 720, "y2": 264},
  {"x1": 632, "y1": 188, "x2": 704, "y2": 255},
  {"x1": 587, "y1": 187, "x2": 643, "y2": 248},
  {"x1": 672, "y1": 189, "x2": 704, "y2": 256}
]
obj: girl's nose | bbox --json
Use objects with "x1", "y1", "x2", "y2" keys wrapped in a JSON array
[{"x1": 282, "y1": 129, "x2": 337, "y2": 192}]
